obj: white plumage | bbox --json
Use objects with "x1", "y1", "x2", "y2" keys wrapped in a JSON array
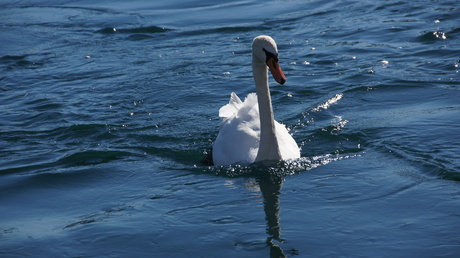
[{"x1": 213, "y1": 92, "x2": 300, "y2": 166}]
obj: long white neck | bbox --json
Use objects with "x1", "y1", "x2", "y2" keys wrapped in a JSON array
[{"x1": 252, "y1": 55, "x2": 282, "y2": 163}]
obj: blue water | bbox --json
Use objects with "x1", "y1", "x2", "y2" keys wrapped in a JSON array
[{"x1": 1, "y1": 0, "x2": 459, "y2": 257}]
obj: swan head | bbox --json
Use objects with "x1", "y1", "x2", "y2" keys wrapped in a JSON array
[{"x1": 252, "y1": 35, "x2": 286, "y2": 85}]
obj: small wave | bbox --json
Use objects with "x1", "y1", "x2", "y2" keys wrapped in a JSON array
[
  {"x1": 0, "y1": 55, "x2": 28, "y2": 61},
  {"x1": 63, "y1": 205, "x2": 134, "y2": 230},
  {"x1": 59, "y1": 150, "x2": 131, "y2": 167},
  {"x1": 312, "y1": 93, "x2": 343, "y2": 112},
  {"x1": 417, "y1": 31, "x2": 449, "y2": 42},
  {"x1": 178, "y1": 25, "x2": 270, "y2": 37},
  {"x1": 0, "y1": 54, "x2": 45, "y2": 70},
  {"x1": 0, "y1": 150, "x2": 134, "y2": 176},
  {"x1": 201, "y1": 153, "x2": 358, "y2": 178},
  {"x1": 95, "y1": 26, "x2": 172, "y2": 34}
]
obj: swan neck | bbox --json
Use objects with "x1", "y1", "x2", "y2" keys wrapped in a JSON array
[{"x1": 253, "y1": 56, "x2": 281, "y2": 163}]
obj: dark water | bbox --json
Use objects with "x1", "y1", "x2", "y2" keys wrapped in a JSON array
[{"x1": 1, "y1": 0, "x2": 459, "y2": 257}]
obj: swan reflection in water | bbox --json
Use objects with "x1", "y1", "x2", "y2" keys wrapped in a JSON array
[
  {"x1": 257, "y1": 174, "x2": 299, "y2": 258},
  {"x1": 209, "y1": 162, "x2": 301, "y2": 256},
  {"x1": 258, "y1": 176, "x2": 285, "y2": 257}
]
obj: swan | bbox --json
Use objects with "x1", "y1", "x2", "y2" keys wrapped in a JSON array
[{"x1": 212, "y1": 35, "x2": 300, "y2": 166}]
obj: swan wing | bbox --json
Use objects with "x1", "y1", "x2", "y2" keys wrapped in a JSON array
[
  {"x1": 219, "y1": 92, "x2": 243, "y2": 119},
  {"x1": 213, "y1": 93, "x2": 261, "y2": 166}
]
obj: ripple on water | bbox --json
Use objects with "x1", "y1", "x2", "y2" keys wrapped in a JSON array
[{"x1": 202, "y1": 153, "x2": 360, "y2": 178}]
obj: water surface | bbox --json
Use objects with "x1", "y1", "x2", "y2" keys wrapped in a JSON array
[{"x1": 1, "y1": 0, "x2": 459, "y2": 257}]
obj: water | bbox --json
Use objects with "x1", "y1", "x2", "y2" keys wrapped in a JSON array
[{"x1": 1, "y1": 0, "x2": 459, "y2": 257}]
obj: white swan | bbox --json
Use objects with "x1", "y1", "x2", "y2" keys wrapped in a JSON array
[{"x1": 212, "y1": 35, "x2": 300, "y2": 166}]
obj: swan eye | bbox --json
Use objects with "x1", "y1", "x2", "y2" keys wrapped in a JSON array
[{"x1": 262, "y1": 48, "x2": 279, "y2": 63}]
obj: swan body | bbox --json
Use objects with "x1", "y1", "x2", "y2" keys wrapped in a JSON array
[{"x1": 212, "y1": 35, "x2": 300, "y2": 166}]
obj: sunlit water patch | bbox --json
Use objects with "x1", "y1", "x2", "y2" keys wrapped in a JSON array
[{"x1": 202, "y1": 153, "x2": 361, "y2": 178}]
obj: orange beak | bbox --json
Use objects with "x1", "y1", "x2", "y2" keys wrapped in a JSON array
[{"x1": 267, "y1": 57, "x2": 286, "y2": 85}]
